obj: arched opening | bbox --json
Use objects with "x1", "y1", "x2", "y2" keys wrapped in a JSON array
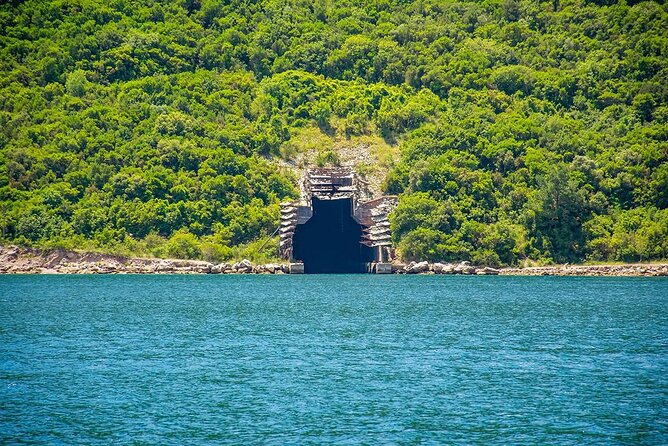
[{"x1": 292, "y1": 198, "x2": 374, "y2": 273}]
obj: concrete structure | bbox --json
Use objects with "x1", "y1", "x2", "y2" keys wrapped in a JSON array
[
  {"x1": 279, "y1": 167, "x2": 397, "y2": 273},
  {"x1": 374, "y1": 263, "x2": 393, "y2": 274},
  {"x1": 288, "y1": 263, "x2": 305, "y2": 274}
]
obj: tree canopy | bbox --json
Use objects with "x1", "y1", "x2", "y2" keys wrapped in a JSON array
[{"x1": 1, "y1": 0, "x2": 666, "y2": 264}]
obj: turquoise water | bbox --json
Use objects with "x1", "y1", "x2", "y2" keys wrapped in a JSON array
[{"x1": 1, "y1": 275, "x2": 667, "y2": 445}]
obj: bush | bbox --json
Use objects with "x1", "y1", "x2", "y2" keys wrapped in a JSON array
[
  {"x1": 398, "y1": 228, "x2": 465, "y2": 262},
  {"x1": 165, "y1": 230, "x2": 202, "y2": 259},
  {"x1": 316, "y1": 150, "x2": 341, "y2": 167},
  {"x1": 200, "y1": 241, "x2": 233, "y2": 263}
]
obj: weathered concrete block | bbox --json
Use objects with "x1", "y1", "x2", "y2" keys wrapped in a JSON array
[
  {"x1": 289, "y1": 263, "x2": 304, "y2": 274},
  {"x1": 375, "y1": 263, "x2": 393, "y2": 274}
]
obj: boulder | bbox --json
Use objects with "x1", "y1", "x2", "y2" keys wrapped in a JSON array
[
  {"x1": 454, "y1": 261, "x2": 476, "y2": 275},
  {"x1": 432, "y1": 263, "x2": 446, "y2": 274},
  {"x1": 264, "y1": 264, "x2": 280, "y2": 274},
  {"x1": 254, "y1": 265, "x2": 273, "y2": 274},
  {"x1": 192, "y1": 263, "x2": 212, "y2": 274},
  {"x1": 476, "y1": 266, "x2": 500, "y2": 275},
  {"x1": 441, "y1": 263, "x2": 455, "y2": 274},
  {"x1": 418, "y1": 261, "x2": 430, "y2": 271},
  {"x1": 233, "y1": 259, "x2": 252, "y2": 273},
  {"x1": 407, "y1": 261, "x2": 429, "y2": 274},
  {"x1": 211, "y1": 263, "x2": 228, "y2": 274},
  {"x1": 391, "y1": 263, "x2": 406, "y2": 273}
]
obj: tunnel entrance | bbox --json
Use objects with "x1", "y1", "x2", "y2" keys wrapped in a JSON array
[
  {"x1": 292, "y1": 198, "x2": 374, "y2": 273},
  {"x1": 278, "y1": 167, "x2": 397, "y2": 273}
]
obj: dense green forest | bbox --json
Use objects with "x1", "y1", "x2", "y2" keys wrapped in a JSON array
[{"x1": 1, "y1": 0, "x2": 667, "y2": 264}]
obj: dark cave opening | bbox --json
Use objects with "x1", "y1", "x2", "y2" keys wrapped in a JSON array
[{"x1": 292, "y1": 198, "x2": 374, "y2": 273}]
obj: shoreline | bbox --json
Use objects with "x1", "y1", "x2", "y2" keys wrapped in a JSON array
[{"x1": 1, "y1": 246, "x2": 667, "y2": 277}]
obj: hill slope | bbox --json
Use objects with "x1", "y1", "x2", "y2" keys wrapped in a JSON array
[{"x1": 1, "y1": 0, "x2": 666, "y2": 264}]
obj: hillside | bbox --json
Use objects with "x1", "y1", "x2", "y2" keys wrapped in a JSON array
[{"x1": 1, "y1": 0, "x2": 666, "y2": 265}]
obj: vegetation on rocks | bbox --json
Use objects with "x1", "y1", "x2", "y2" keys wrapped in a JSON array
[{"x1": 1, "y1": 0, "x2": 666, "y2": 265}]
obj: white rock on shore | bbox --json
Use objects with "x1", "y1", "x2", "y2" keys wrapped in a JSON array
[
  {"x1": 390, "y1": 260, "x2": 667, "y2": 277},
  {"x1": 0, "y1": 246, "x2": 290, "y2": 275},
  {"x1": 1, "y1": 246, "x2": 667, "y2": 276}
]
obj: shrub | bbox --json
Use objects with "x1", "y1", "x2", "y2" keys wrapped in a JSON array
[{"x1": 165, "y1": 230, "x2": 202, "y2": 259}]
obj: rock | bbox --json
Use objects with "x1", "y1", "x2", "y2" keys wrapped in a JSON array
[
  {"x1": 233, "y1": 259, "x2": 252, "y2": 273},
  {"x1": 391, "y1": 263, "x2": 406, "y2": 273},
  {"x1": 4, "y1": 247, "x2": 19, "y2": 261},
  {"x1": 155, "y1": 261, "x2": 174, "y2": 273},
  {"x1": 417, "y1": 261, "x2": 430, "y2": 273},
  {"x1": 407, "y1": 261, "x2": 429, "y2": 274},
  {"x1": 432, "y1": 262, "x2": 456, "y2": 274},
  {"x1": 193, "y1": 263, "x2": 212, "y2": 274},
  {"x1": 453, "y1": 261, "x2": 476, "y2": 275},
  {"x1": 211, "y1": 263, "x2": 227, "y2": 274},
  {"x1": 263, "y1": 263, "x2": 280, "y2": 274},
  {"x1": 432, "y1": 263, "x2": 446, "y2": 274},
  {"x1": 8, "y1": 243, "x2": 668, "y2": 277},
  {"x1": 441, "y1": 263, "x2": 455, "y2": 274},
  {"x1": 476, "y1": 266, "x2": 500, "y2": 275},
  {"x1": 253, "y1": 265, "x2": 273, "y2": 274}
]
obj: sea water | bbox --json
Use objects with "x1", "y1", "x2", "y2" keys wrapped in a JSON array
[{"x1": 1, "y1": 275, "x2": 667, "y2": 444}]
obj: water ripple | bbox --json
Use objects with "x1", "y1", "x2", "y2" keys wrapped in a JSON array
[{"x1": 1, "y1": 275, "x2": 667, "y2": 444}]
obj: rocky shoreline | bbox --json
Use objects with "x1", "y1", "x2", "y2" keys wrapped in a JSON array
[
  {"x1": 1, "y1": 246, "x2": 667, "y2": 277},
  {"x1": 0, "y1": 246, "x2": 289, "y2": 275},
  {"x1": 394, "y1": 260, "x2": 668, "y2": 277}
]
